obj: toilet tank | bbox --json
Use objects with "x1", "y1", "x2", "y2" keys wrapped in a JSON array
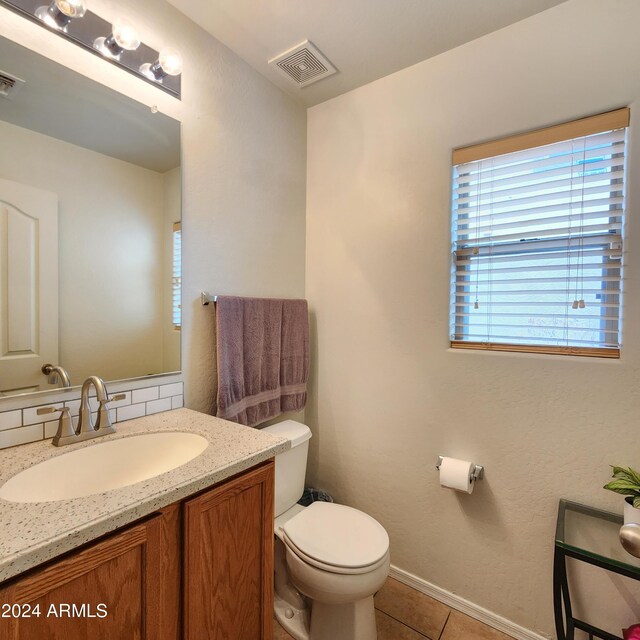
[{"x1": 262, "y1": 420, "x2": 312, "y2": 517}]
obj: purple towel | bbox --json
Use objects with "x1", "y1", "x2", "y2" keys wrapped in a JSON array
[{"x1": 215, "y1": 296, "x2": 309, "y2": 427}]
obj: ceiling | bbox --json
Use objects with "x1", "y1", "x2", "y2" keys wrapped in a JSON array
[
  {"x1": 0, "y1": 36, "x2": 180, "y2": 173},
  {"x1": 168, "y1": 0, "x2": 567, "y2": 107}
]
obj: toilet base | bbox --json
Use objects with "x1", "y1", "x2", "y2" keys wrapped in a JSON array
[
  {"x1": 309, "y1": 596, "x2": 377, "y2": 640},
  {"x1": 274, "y1": 592, "x2": 378, "y2": 640},
  {"x1": 275, "y1": 591, "x2": 310, "y2": 640}
]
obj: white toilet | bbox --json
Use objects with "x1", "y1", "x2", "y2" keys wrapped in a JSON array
[{"x1": 263, "y1": 420, "x2": 390, "y2": 640}]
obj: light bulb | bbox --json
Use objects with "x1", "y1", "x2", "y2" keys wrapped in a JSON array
[
  {"x1": 158, "y1": 48, "x2": 183, "y2": 76},
  {"x1": 140, "y1": 47, "x2": 183, "y2": 83},
  {"x1": 112, "y1": 19, "x2": 140, "y2": 51},
  {"x1": 94, "y1": 18, "x2": 140, "y2": 58},
  {"x1": 35, "y1": 0, "x2": 86, "y2": 30},
  {"x1": 55, "y1": 0, "x2": 86, "y2": 17}
]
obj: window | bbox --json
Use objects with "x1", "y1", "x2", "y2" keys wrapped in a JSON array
[
  {"x1": 172, "y1": 221, "x2": 181, "y2": 330},
  {"x1": 450, "y1": 108, "x2": 628, "y2": 358}
]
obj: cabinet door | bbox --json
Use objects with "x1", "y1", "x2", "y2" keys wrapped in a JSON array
[
  {"x1": 183, "y1": 461, "x2": 275, "y2": 640},
  {"x1": 0, "y1": 511, "x2": 174, "y2": 640}
]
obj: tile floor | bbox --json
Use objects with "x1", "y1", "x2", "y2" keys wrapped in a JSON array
[{"x1": 274, "y1": 577, "x2": 515, "y2": 640}]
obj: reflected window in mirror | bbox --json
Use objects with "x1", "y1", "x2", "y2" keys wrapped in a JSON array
[{"x1": 173, "y1": 222, "x2": 182, "y2": 331}]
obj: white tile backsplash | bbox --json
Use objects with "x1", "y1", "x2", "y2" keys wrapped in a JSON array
[
  {"x1": 160, "y1": 382, "x2": 183, "y2": 398},
  {"x1": 0, "y1": 410, "x2": 21, "y2": 432},
  {"x1": 0, "y1": 379, "x2": 183, "y2": 450},
  {"x1": 0, "y1": 424, "x2": 43, "y2": 449},
  {"x1": 132, "y1": 387, "x2": 159, "y2": 404},
  {"x1": 116, "y1": 402, "x2": 146, "y2": 422},
  {"x1": 146, "y1": 397, "x2": 172, "y2": 415}
]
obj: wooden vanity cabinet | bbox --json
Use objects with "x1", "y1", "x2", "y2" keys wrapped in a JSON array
[
  {"x1": 0, "y1": 505, "x2": 179, "y2": 640},
  {"x1": 183, "y1": 461, "x2": 274, "y2": 640},
  {"x1": 0, "y1": 460, "x2": 274, "y2": 640}
]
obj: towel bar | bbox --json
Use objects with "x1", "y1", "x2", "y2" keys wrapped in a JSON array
[{"x1": 201, "y1": 292, "x2": 218, "y2": 306}]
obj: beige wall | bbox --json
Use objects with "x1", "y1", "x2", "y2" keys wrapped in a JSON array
[
  {"x1": 0, "y1": 120, "x2": 166, "y2": 384},
  {"x1": 0, "y1": 0, "x2": 307, "y2": 411},
  {"x1": 306, "y1": 1, "x2": 640, "y2": 636}
]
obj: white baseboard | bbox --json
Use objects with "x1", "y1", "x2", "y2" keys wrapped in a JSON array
[{"x1": 388, "y1": 565, "x2": 551, "y2": 640}]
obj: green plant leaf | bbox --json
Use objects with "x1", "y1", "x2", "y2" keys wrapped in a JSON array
[
  {"x1": 603, "y1": 478, "x2": 640, "y2": 495},
  {"x1": 611, "y1": 465, "x2": 633, "y2": 480},
  {"x1": 625, "y1": 467, "x2": 640, "y2": 486},
  {"x1": 633, "y1": 496, "x2": 640, "y2": 509}
]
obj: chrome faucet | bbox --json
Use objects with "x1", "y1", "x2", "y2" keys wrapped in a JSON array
[
  {"x1": 77, "y1": 376, "x2": 113, "y2": 436},
  {"x1": 41, "y1": 364, "x2": 72, "y2": 388},
  {"x1": 38, "y1": 376, "x2": 125, "y2": 447}
]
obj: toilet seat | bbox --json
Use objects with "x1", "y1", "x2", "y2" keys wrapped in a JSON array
[
  {"x1": 283, "y1": 534, "x2": 390, "y2": 575},
  {"x1": 282, "y1": 502, "x2": 389, "y2": 575}
]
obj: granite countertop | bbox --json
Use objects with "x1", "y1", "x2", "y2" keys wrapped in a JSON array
[{"x1": 0, "y1": 408, "x2": 289, "y2": 582}]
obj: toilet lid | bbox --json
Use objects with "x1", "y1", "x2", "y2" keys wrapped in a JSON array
[{"x1": 282, "y1": 502, "x2": 389, "y2": 570}]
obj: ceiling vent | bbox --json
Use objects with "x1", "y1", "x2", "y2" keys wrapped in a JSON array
[
  {"x1": 269, "y1": 41, "x2": 336, "y2": 88},
  {"x1": 0, "y1": 70, "x2": 25, "y2": 100}
]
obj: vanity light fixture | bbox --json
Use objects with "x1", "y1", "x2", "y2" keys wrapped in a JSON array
[
  {"x1": 93, "y1": 18, "x2": 140, "y2": 59},
  {"x1": 0, "y1": 0, "x2": 182, "y2": 98},
  {"x1": 140, "y1": 47, "x2": 183, "y2": 83},
  {"x1": 35, "y1": 0, "x2": 86, "y2": 30}
]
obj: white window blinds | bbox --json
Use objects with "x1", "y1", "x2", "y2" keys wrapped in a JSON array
[
  {"x1": 172, "y1": 222, "x2": 181, "y2": 329},
  {"x1": 450, "y1": 109, "x2": 628, "y2": 358}
]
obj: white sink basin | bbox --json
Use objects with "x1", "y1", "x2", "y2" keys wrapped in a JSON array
[{"x1": 0, "y1": 432, "x2": 209, "y2": 503}]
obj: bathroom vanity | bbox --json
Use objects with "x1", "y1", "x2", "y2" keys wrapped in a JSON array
[{"x1": 0, "y1": 408, "x2": 289, "y2": 639}]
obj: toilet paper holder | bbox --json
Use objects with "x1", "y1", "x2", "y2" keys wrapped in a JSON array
[{"x1": 436, "y1": 456, "x2": 484, "y2": 481}]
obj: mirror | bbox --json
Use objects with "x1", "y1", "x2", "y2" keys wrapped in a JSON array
[{"x1": 0, "y1": 35, "x2": 181, "y2": 397}]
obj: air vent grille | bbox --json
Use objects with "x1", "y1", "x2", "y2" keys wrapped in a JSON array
[
  {"x1": 269, "y1": 41, "x2": 336, "y2": 88},
  {"x1": 0, "y1": 71, "x2": 25, "y2": 100}
]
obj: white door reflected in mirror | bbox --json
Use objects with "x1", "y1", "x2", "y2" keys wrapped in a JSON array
[{"x1": 0, "y1": 178, "x2": 58, "y2": 397}]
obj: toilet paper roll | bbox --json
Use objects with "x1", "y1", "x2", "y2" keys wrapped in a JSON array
[{"x1": 439, "y1": 457, "x2": 475, "y2": 494}]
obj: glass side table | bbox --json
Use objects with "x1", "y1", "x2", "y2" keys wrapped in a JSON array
[{"x1": 555, "y1": 499, "x2": 640, "y2": 640}]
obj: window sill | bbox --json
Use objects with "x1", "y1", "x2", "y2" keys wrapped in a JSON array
[{"x1": 450, "y1": 341, "x2": 619, "y2": 359}]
